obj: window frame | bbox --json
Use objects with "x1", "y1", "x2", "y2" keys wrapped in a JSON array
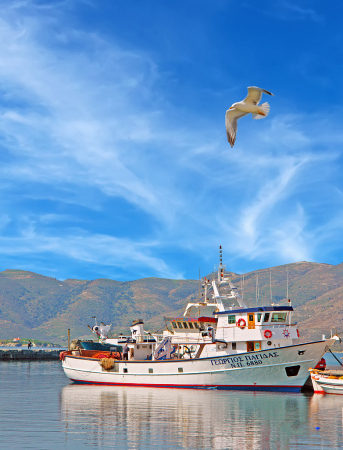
[{"x1": 271, "y1": 312, "x2": 287, "y2": 323}]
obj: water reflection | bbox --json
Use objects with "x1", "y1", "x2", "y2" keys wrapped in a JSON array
[
  {"x1": 305, "y1": 394, "x2": 343, "y2": 449},
  {"x1": 61, "y1": 385, "x2": 313, "y2": 450},
  {"x1": 2, "y1": 361, "x2": 343, "y2": 449}
]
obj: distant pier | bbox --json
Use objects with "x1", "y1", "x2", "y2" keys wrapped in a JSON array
[{"x1": 0, "y1": 349, "x2": 61, "y2": 361}]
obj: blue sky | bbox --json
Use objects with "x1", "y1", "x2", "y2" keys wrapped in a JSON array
[{"x1": 0, "y1": 0, "x2": 342, "y2": 281}]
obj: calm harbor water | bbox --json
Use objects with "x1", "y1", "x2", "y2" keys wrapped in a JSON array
[{"x1": 1, "y1": 361, "x2": 343, "y2": 450}]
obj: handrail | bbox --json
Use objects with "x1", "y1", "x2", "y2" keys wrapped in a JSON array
[{"x1": 216, "y1": 323, "x2": 297, "y2": 330}]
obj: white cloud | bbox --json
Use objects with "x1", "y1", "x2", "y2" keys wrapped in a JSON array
[
  {"x1": 0, "y1": 221, "x2": 182, "y2": 278},
  {"x1": 0, "y1": 1, "x2": 342, "y2": 278}
]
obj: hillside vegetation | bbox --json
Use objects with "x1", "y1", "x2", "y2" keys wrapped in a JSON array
[{"x1": 0, "y1": 262, "x2": 343, "y2": 345}]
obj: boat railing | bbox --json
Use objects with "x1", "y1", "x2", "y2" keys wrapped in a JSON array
[
  {"x1": 217, "y1": 323, "x2": 298, "y2": 330},
  {"x1": 115, "y1": 335, "x2": 158, "y2": 343}
]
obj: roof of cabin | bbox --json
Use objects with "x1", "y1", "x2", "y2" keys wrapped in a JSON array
[{"x1": 215, "y1": 306, "x2": 294, "y2": 315}]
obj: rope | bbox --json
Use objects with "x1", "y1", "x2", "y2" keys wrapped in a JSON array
[{"x1": 326, "y1": 347, "x2": 343, "y2": 367}]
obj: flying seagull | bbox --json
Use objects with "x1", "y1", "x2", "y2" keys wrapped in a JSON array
[{"x1": 225, "y1": 86, "x2": 274, "y2": 147}]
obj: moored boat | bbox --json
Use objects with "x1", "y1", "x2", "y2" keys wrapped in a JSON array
[
  {"x1": 310, "y1": 367, "x2": 343, "y2": 394},
  {"x1": 61, "y1": 248, "x2": 339, "y2": 392}
]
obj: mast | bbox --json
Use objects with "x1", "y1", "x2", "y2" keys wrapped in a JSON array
[
  {"x1": 218, "y1": 245, "x2": 223, "y2": 282},
  {"x1": 287, "y1": 268, "x2": 292, "y2": 325},
  {"x1": 199, "y1": 268, "x2": 201, "y2": 301}
]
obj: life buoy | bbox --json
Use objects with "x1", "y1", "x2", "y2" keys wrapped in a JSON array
[
  {"x1": 237, "y1": 318, "x2": 246, "y2": 329},
  {"x1": 264, "y1": 330, "x2": 272, "y2": 339}
]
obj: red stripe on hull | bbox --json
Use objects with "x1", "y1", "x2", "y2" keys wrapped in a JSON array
[{"x1": 70, "y1": 378, "x2": 302, "y2": 392}]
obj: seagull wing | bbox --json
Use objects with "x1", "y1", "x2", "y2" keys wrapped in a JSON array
[
  {"x1": 225, "y1": 108, "x2": 247, "y2": 147},
  {"x1": 244, "y1": 86, "x2": 274, "y2": 105}
]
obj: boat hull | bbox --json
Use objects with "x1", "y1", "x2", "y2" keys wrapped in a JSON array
[{"x1": 62, "y1": 339, "x2": 332, "y2": 392}]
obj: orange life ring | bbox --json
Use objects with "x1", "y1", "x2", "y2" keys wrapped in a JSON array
[
  {"x1": 237, "y1": 318, "x2": 246, "y2": 329},
  {"x1": 264, "y1": 330, "x2": 272, "y2": 339}
]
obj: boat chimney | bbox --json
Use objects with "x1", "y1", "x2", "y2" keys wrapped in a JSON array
[{"x1": 131, "y1": 319, "x2": 145, "y2": 343}]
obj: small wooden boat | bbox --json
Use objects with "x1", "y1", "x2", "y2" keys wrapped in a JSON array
[{"x1": 310, "y1": 369, "x2": 343, "y2": 394}]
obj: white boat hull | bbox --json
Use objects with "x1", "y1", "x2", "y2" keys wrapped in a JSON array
[{"x1": 62, "y1": 339, "x2": 332, "y2": 392}]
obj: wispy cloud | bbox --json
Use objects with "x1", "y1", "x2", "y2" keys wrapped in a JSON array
[
  {"x1": 0, "y1": 0, "x2": 341, "y2": 279},
  {"x1": 256, "y1": 0, "x2": 322, "y2": 22},
  {"x1": 0, "y1": 221, "x2": 182, "y2": 278}
]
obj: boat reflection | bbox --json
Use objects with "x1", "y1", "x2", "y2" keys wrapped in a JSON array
[
  {"x1": 307, "y1": 394, "x2": 343, "y2": 448},
  {"x1": 60, "y1": 384, "x2": 313, "y2": 449}
]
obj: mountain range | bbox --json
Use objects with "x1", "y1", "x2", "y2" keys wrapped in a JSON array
[{"x1": 1, "y1": 261, "x2": 343, "y2": 347}]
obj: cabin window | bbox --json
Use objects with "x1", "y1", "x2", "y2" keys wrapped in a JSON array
[
  {"x1": 183, "y1": 322, "x2": 189, "y2": 329},
  {"x1": 149, "y1": 368, "x2": 153, "y2": 373},
  {"x1": 194, "y1": 323, "x2": 199, "y2": 329},
  {"x1": 177, "y1": 322, "x2": 183, "y2": 329},
  {"x1": 188, "y1": 322, "x2": 194, "y2": 329},
  {"x1": 257, "y1": 313, "x2": 262, "y2": 322},
  {"x1": 232, "y1": 342, "x2": 237, "y2": 350},
  {"x1": 271, "y1": 313, "x2": 287, "y2": 323},
  {"x1": 123, "y1": 368, "x2": 128, "y2": 373},
  {"x1": 172, "y1": 322, "x2": 177, "y2": 329},
  {"x1": 263, "y1": 313, "x2": 270, "y2": 323},
  {"x1": 178, "y1": 367, "x2": 183, "y2": 373},
  {"x1": 228, "y1": 315, "x2": 236, "y2": 324}
]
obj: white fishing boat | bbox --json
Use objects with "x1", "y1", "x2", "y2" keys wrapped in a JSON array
[{"x1": 61, "y1": 248, "x2": 339, "y2": 392}]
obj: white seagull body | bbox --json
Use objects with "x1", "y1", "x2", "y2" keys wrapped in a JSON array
[{"x1": 225, "y1": 86, "x2": 274, "y2": 147}]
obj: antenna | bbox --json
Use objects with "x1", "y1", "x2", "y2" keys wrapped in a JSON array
[
  {"x1": 256, "y1": 273, "x2": 259, "y2": 305},
  {"x1": 243, "y1": 271, "x2": 245, "y2": 303},
  {"x1": 286, "y1": 269, "x2": 289, "y2": 300},
  {"x1": 270, "y1": 268, "x2": 272, "y2": 303}
]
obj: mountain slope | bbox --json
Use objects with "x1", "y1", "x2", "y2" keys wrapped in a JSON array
[{"x1": 1, "y1": 262, "x2": 343, "y2": 345}]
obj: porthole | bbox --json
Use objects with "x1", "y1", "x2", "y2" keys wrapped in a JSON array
[{"x1": 267, "y1": 341, "x2": 272, "y2": 346}]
